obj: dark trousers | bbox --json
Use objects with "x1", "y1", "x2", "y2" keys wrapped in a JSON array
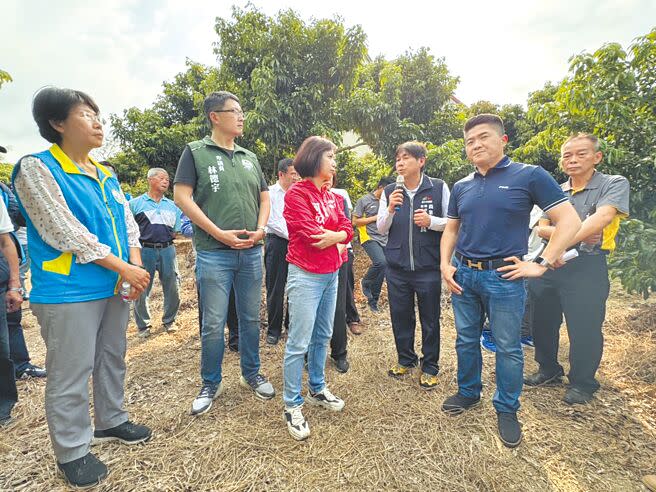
[
  {"x1": 386, "y1": 266, "x2": 441, "y2": 375},
  {"x1": 8, "y1": 308, "x2": 30, "y2": 375},
  {"x1": 361, "y1": 240, "x2": 387, "y2": 304},
  {"x1": 264, "y1": 235, "x2": 289, "y2": 337},
  {"x1": 528, "y1": 254, "x2": 610, "y2": 394},
  {"x1": 345, "y1": 250, "x2": 360, "y2": 324},
  {"x1": 330, "y1": 259, "x2": 349, "y2": 361},
  {"x1": 197, "y1": 280, "x2": 238, "y2": 350},
  {"x1": 0, "y1": 292, "x2": 17, "y2": 421}
]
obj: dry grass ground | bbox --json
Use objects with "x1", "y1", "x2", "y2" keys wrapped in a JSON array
[{"x1": 1, "y1": 241, "x2": 655, "y2": 491}]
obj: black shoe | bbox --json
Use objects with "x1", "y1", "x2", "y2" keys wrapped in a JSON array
[
  {"x1": 58, "y1": 452, "x2": 108, "y2": 489},
  {"x1": 228, "y1": 344, "x2": 239, "y2": 353},
  {"x1": 497, "y1": 412, "x2": 522, "y2": 448},
  {"x1": 441, "y1": 393, "x2": 481, "y2": 415},
  {"x1": 563, "y1": 387, "x2": 594, "y2": 405},
  {"x1": 93, "y1": 420, "x2": 152, "y2": 445},
  {"x1": 266, "y1": 334, "x2": 279, "y2": 345},
  {"x1": 16, "y1": 364, "x2": 47, "y2": 380},
  {"x1": 368, "y1": 300, "x2": 379, "y2": 313},
  {"x1": 524, "y1": 367, "x2": 564, "y2": 386},
  {"x1": 331, "y1": 357, "x2": 349, "y2": 373}
]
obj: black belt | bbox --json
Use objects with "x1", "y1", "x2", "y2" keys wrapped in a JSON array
[
  {"x1": 141, "y1": 240, "x2": 174, "y2": 249},
  {"x1": 455, "y1": 252, "x2": 512, "y2": 271}
]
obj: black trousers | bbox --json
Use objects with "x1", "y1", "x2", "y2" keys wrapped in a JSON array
[
  {"x1": 345, "y1": 250, "x2": 360, "y2": 324},
  {"x1": 265, "y1": 235, "x2": 289, "y2": 337},
  {"x1": 528, "y1": 254, "x2": 610, "y2": 393},
  {"x1": 330, "y1": 259, "x2": 349, "y2": 361},
  {"x1": 386, "y1": 266, "x2": 441, "y2": 375}
]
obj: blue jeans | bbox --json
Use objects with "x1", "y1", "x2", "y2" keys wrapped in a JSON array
[
  {"x1": 134, "y1": 245, "x2": 180, "y2": 330},
  {"x1": 197, "y1": 247, "x2": 263, "y2": 385},
  {"x1": 451, "y1": 257, "x2": 526, "y2": 413},
  {"x1": 283, "y1": 264, "x2": 338, "y2": 408}
]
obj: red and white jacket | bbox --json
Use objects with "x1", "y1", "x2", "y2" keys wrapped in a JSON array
[{"x1": 284, "y1": 180, "x2": 353, "y2": 274}]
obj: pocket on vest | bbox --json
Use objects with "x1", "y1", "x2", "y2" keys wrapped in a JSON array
[{"x1": 42, "y1": 252, "x2": 73, "y2": 276}]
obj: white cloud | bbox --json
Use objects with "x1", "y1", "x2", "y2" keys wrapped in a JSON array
[{"x1": 2, "y1": 0, "x2": 654, "y2": 162}]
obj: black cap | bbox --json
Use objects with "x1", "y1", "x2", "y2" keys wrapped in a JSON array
[{"x1": 0, "y1": 146, "x2": 6, "y2": 154}]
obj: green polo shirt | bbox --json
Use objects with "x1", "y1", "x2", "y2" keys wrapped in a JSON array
[{"x1": 174, "y1": 136, "x2": 268, "y2": 251}]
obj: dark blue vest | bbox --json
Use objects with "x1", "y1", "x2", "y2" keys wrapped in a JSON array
[{"x1": 384, "y1": 175, "x2": 443, "y2": 272}]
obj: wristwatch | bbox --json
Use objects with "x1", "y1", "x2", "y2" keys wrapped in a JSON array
[
  {"x1": 8, "y1": 287, "x2": 25, "y2": 296},
  {"x1": 533, "y1": 256, "x2": 553, "y2": 269}
]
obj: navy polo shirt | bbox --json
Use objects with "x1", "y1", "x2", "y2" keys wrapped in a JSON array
[{"x1": 447, "y1": 156, "x2": 567, "y2": 259}]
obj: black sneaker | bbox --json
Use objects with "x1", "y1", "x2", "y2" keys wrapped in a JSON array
[
  {"x1": 441, "y1": 393, "x2": 481, "y2": 415},
  {"x1": 497, "y1": 412, "x2": 522, "y2": 448},
  {"x1": 228, "y1": 344, "x2": 239, "y2": 353},
  {"x1": 266, "y1": 334, "x2": 279, "y2": 345},
  {"x1": 563, "y1": 387, "x2": 594, "y2": 405},
  {"x1": 58, "y1": 452, "x2": 108, "y2": 489},
  {"x1": 93, "y1": 420, "x2": 152, "y2": 445},
  {"x1": 16, "y1": 364, "x2": 47, "y2": 380},
  {"x1": 331, "y1": 357, "x2": 349, "y2": 373},
  {"x1": 524, "y1": 367, "x2": 564, "y2": 386}
]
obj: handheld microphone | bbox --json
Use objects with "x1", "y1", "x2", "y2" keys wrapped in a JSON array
[{"x1": 394, "y1": 175, "x2": 404, "y2": 212}]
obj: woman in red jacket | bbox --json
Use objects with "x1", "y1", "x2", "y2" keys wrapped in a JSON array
[{"x1": 282, "y1": 136, "x2": 353, "y2": 440}]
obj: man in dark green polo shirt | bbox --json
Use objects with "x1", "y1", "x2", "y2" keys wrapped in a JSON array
[
  {"x1": 174, "y1": 91, "x2": 274, "y2": 416},
  {"x1": 525, "y1": 133, "x2": 630, "y2": 405}
]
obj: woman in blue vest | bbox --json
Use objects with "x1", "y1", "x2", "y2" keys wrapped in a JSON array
[{"x1": 12, "y1": 87, "x2": 151, "y2": 489}]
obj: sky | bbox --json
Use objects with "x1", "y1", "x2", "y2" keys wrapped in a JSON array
[{"x1": 1, "y1": 0, "x2": 655, "y2": 162}]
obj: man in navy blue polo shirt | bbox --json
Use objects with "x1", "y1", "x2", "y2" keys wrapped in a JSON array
[
  {"x1": 440, "y1": 114, "x2": 581, "y2": 448},
  {"x1": 130, "y1": 168, "x2": 182, "y2": 337}
]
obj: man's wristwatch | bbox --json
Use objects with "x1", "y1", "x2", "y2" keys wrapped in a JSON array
[
  {"x1": 533, "y1": 256, "x2": 553, "y2": 269},
  {"x1": 8, "y1": 287, "x2": 25, "y2": 296}
]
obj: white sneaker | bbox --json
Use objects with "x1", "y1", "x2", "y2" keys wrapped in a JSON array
[
  {"x1": 137, "y1": 327, "x2": 151, "y2": 338},
  {"x1": 239, "y1": 374, "x2": 275, "y2": 400},
  {"x1": 283, "y1": 405, "x2": 310, "y2": 440},
  {"x1": 191, "y1": 383, "x2": 223, "y2": 415},
  {"x1": 306, "y1": 387, "x2": 345, "y2": 412}
]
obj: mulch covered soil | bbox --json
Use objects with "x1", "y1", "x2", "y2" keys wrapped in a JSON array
[{"x1": 1, "y1": 241, "x2": 655, "y2": 491}]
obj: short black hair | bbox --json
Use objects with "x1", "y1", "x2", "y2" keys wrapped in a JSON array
[
  {"x1": 395, "y1": 141, "x2": 427, "y2": 160},
  {"x1": 203, "y1": 91, "x2": 240, "y2": 125},
  {"x1": 32, "y1": 87, "x2": 99, "y2": 144},
  {"x1": 377, "y1": 176, "x2": 394, "y2": 188},
  {"x1": 464, "y1": 113, "x2": 505, "y2": 135},
  {"x1": 277, "y1": 158, "x2": 294, "y2": 174},
  {"x1": 293, "y1": 136, "x2": 336, "y2": 179}
]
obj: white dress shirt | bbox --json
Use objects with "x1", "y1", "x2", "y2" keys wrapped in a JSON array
[
  {"x1": 377, "y1": 175, "x2": 450, "y2": 234},
  {"x1": 265, "y1": 181, "x2": 289, "y2": 239}
]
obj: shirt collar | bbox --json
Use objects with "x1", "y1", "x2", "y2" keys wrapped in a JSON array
[
  {"x1": 474, "y1": 155, "x2": 511, "y2": 176},
  {"x1": 201, "y1": 136, "x2": 245, "y2": 154},
  {"x1": 562, "y1": 170, "x2": 601, "y2": 192}
]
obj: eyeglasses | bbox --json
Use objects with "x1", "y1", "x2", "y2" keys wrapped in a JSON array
[
  {"x1": 78, "y1": 111, "x2": 105, "y2": 125},
  {"x1": 212, "y1": 108, "x2": 244, "y2": 117}
]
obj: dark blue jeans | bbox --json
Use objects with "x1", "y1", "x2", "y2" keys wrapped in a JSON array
[
  {"x1": 451, "y1": 257, "x2": 526, "y2": 413},
  {"x1": 361, "y1": 240, "x2": 386, "y2": 304}
]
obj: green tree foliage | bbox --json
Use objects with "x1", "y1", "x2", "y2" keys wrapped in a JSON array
[
  {"x1": 0, "y1": 70, "x2": 11, "y2": 89},
  {"x1": 340, "y1": 48, "x2": 460, "y2": 161}
]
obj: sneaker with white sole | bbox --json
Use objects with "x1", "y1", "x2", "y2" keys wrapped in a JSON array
[
  {"x1": 306, "y1": 387, "x2": 344, "y2": 412},
  {"x1": 240, "y1": 374, "x2": 275, "y2": 400},
  {"x1": 191, "y1": 383, "x2": 223, "y2": 415},
  {"x1": 137, "y1": 327, "x2": 151, "y2": 339},
  {"x1": 164, "y1": 322, "x2": 178, "y2": 333},
  {"x1": 283, "y1": 405, "x2": 310, "y2": 440}
]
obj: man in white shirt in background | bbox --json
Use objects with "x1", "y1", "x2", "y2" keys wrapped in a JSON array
[{"x1": 264, "y1": 158, "x2": 299, "y2": 345}]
